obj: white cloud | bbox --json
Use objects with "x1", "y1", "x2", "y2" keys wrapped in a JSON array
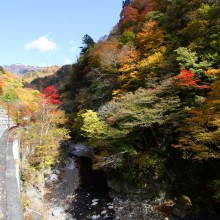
[{"x1": 25, "y1": 36, "x2": 58, "y2": 52}]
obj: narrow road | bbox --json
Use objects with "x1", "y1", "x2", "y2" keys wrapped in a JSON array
[
  {"x1": 0, "y1": 106, "x2": 15, "y2": 219},
  {"x1": 0, "y1": 130, "x2": 7, "y2": 219}
]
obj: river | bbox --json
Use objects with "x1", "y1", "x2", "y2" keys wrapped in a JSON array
[
  {"x1": 45, "y1": 142, "x2": 115, "y2": 220},
  {"x1": 46, "y1": 142, "x2": 198, "y2": 220}
]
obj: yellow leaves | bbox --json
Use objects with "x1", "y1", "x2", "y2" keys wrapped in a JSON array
[
  {"x1": 119, "y1": 63, "x2": 136, "y2": 73},
  {"x1": 112, "y1": 89, "x2": 124, "y2": 99},
  {"x1": 130, "y1": 71, "x2": 138, "y2": 78},
  {"x1": 35, "y1": 145, "x2": 59, "y2": 168},
  {"x1": 51, "y1": 109, "x2": 68, "y2": 125},
  {"x1": 197, "y1": 132, "x2": 219, "y2": 144},
  {"x1": 138, "y1": 49, "x2": 165, "y2": 69},
  {"x1": 205, "y1": 69, "x2": 220, "y2": 79},
  {"x1": 81, "y1": 110, "x2": 108, "y2": 139},
  {"x1": 15, "y1": 88, "x2": 40, "y2": 112},
  {"x1": 118, "y1": 71, "x2": 138, "y2": 82}
]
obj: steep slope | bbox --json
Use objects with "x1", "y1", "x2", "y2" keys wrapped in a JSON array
[{"x1": 20, "y1": 0, "x2": 220, "y2": 217}]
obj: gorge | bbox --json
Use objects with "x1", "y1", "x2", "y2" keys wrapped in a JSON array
[{"x1": 0, "y1": 0, "x2": 220, "y2": 219}]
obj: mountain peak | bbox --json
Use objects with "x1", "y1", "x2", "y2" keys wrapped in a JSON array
[{"x1": 3, "y1": 64, "x2": 41, "y2": 75}]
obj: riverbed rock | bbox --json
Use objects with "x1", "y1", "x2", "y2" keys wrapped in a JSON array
[
  {"x1": 54, "y1": 169, "x2": 60, "y2": 175},
  {"x1": 45, "y1": 156, "x2": 80, "y2": 219},
  {"x1": 101, "y1": 210, "x2": 107, "y2": 215},
  {"x1": 91, "y1": 201, "x2": 98, "y2": 206},
  {"x1": 91, "y1": 214, "x2": 101, "y2": 220},
  {"x1": 113, "y1": 195, "x2": 164, "y2": 220},
  {"x1": 52, "y1": 207, "x2": 63, "y2": 217},
  {"x1": 45, "y1": 178, "x2": 53, "y2": 186},
  {"x1": 92, "y1": 198, "x2": 99, "y2": 203},
  {"x1": 68, "y1": 142, "x2": 92, "y2": 158},
  {"x1": 108, "y1": 205, "x2": 114, "y2": 210},
  {"x1": 51, "y1": 174, "x2": 59, "y2": 182}
]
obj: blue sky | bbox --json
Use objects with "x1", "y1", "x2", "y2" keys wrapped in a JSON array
[{"x1": 0, "y1": 0, "x2": 122, "y2": 67}]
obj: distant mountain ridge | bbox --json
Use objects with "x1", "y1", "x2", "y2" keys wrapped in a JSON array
[
  {"x1": 3, "y1": 64, "x2": 41, "y2": 75},
  {"x1": 22, "y1": 65, "x2": 61, "y2": 83}
]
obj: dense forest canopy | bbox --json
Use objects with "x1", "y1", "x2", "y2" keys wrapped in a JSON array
[
  {"x1": 56, "y1": 0, "x2": 220, "y2": 216},
  {"x1": 2, "y1": 0, "x2": 219, "y2": 218}
]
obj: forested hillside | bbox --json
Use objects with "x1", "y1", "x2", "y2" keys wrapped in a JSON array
[
  {"x1": 22, "y1": 65, "x2": 61, "y2": 83},
  {"x1": 29, "y1": 0, "x2": 220, "y2": 217},
  {"x1": 0, "y1": 66, "x2": 69, "y2": 216},
  {"x1": 29, "y1": 65, "x2": 72, "y2": 91}
]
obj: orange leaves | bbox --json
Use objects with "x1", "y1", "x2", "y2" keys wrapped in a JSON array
[
  {"x1": 118, "y1": 45, "x2": 140, "y2": 64},
  {"x1": 120, "y1": 6, "x2": 138, "y2": 29},
  {"x1": 91, "y1": 37, "x2": 120, "y2": 69},
  {"x1": 174, "y1": 69, "x2": 209, "y2": 89},
  {"x1": 137, "y1": 21, "x2": 164, "y2": 57},
  {"x1": 118, "y1": 45, "x2": 140, "y2": 90},
  {"x1": 119, "y1": 0, "x2": 157, "y2": 29},
  {"x1": 0, "y1": 79, "x2": 3, "y2": 94},
  {"x1": 0, "y1": 79, "x2": 3, "y2": 87}
]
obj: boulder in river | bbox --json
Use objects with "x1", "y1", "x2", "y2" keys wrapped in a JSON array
[
  {"x1": 52, "y1": 207, "x2": 64, "y2": 217},
  {"x1": 50, "y1": 174, "x2": 59, "y2": 182},
  {"x1": 91, "y1": 214, "x2": 101, "y2": 220},
  {"x1": 68, "y1": 142, "x2": 92, "y2": 158}
]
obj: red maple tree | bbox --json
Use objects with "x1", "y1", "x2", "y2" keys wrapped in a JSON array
[
  {"x1": 44, "y1": 86, "x2": 62, "y2": 105},
  {"x1": 174, "y1": 69, "x2": 209, "y2": 89}
]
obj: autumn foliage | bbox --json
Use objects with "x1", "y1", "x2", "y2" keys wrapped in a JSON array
[
  {"x1": 120, "y1": 6, "x2": 138, "y2": 29},
  {"x1": 26, "y1": 0, "x2": 220, "y2": 215},
  {"x1": 174, "y1": 69, "x2": 209, "y2": 89},
  {"x1": 44, "y1": 85, "x2": 62, "y2": 105},
  {"x1": 0, "y1": 80, "x2": 3, "y2": 95}
]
